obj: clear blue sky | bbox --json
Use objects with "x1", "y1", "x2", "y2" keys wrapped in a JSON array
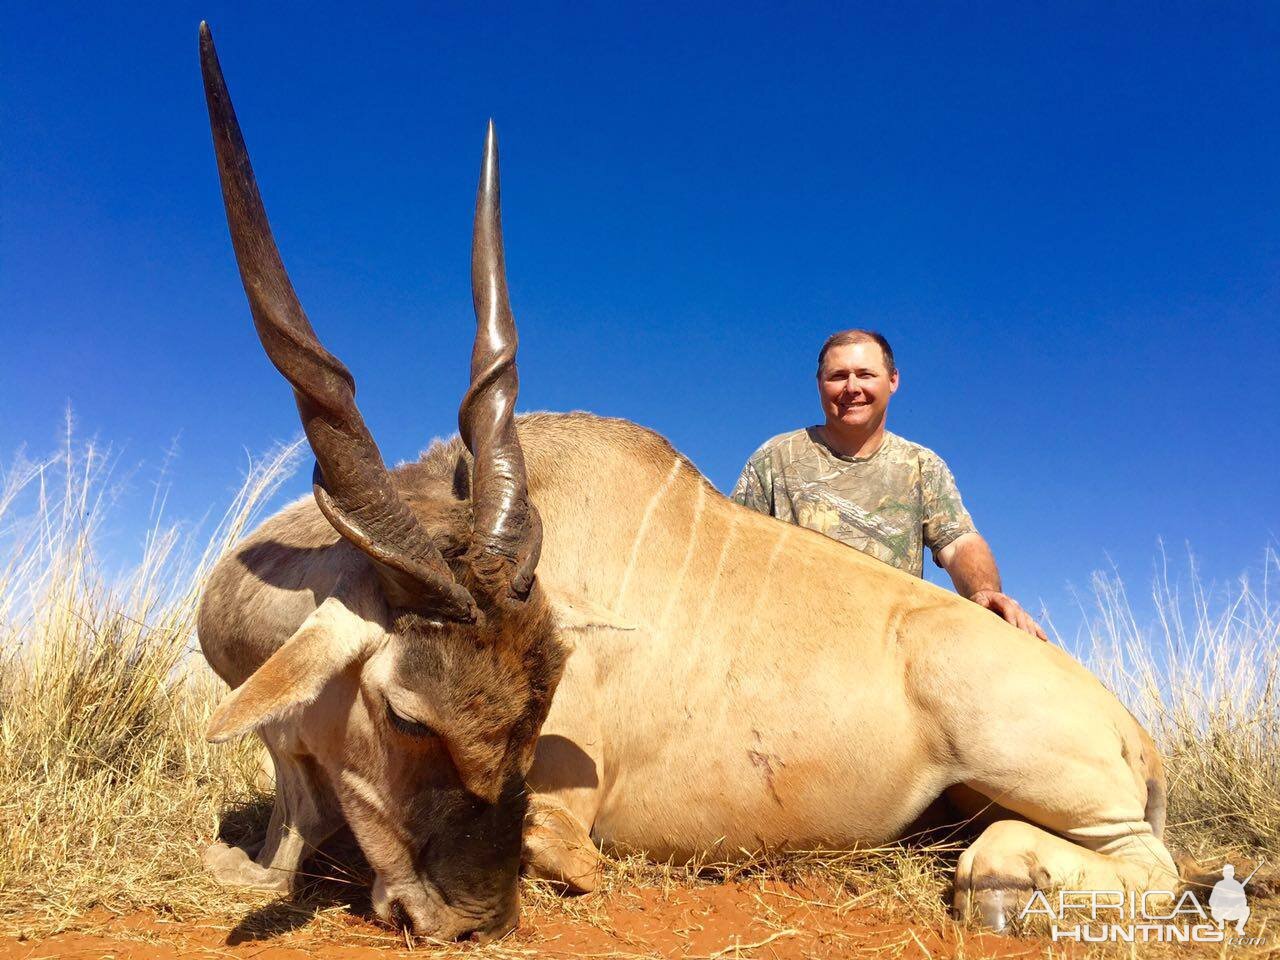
[{"x1": 3, "y1": 3, "x2": 1278, "y2": 636}]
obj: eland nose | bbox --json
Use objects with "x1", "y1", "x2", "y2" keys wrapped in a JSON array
[
  {"x1": 465, "y1": 917, "x2": 516, "y2": 944},
  {"x1": 474, "y1": 901, "x2": 519, "y2": 943},
  {"x1": 386, "y1": 896, "x2": 517, "y2": 943}
]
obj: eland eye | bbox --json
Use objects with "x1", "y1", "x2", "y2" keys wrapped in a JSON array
[{"x1": 385, "y1": 699, "x2": 437, "y2": 739}]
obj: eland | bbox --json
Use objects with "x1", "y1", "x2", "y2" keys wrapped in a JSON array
[{"x1": 194, "y1": 23, "x2": 1179, "y2": 942}]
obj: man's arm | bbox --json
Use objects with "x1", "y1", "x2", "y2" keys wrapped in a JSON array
[{"x1": 936, "y1": 532, "x2": 1048, "y2": 640}]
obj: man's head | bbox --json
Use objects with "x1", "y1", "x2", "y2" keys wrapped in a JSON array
[{"x1": 815, "y1": 329, "x2": 899, "y2": 437}]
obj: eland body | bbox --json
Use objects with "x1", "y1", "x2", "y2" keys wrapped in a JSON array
[{"x1": 195, "y1": 24, "x2": 1178, "y2": 942}]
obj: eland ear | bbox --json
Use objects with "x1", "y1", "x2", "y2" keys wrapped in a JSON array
[{"x1": 206, "y1": 596, "x2": 381, "y2": 743}]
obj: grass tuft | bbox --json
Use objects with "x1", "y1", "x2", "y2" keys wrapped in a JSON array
[
  {"x1": 0, "y1": 431, "x2": 302, "y2": 931},
  {"x1": 1068, "y1": 544, "x2": 1280, "y2": 857}
]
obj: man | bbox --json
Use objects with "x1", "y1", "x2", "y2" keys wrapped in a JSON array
[{"x1": 732, "y1": 329, "x2": 1047, "y2": 639}]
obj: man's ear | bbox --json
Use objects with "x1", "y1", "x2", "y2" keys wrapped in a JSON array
[{"x1": 206, "y1": 596, "x2": 382, "y2": 743}]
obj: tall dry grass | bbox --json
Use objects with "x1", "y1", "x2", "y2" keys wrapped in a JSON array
[
  {"x1": 1068, "y1": 546, "x2": 1280, "y2": 858},
  {"x1": 0, "y1": 430, "x2": 1273, "y2": 948},
  {"x1": 0, "y1": 430, "x2": 302, "y2": 929}
]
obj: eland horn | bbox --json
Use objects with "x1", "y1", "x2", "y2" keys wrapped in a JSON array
[
  {"x1": 458, "y1": 123, "x2": 542, "y2": 598},
  {"x1": 199, "y1": 22, "x2": 477, "y2": 622}
]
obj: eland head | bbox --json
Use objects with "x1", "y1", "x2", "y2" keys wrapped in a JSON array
[{"x1": 198, "y1": 23, "x2": 567, "y2": 941}]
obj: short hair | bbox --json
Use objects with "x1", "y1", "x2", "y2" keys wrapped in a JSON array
[{"x1": 816, "y1": 329, "x2": 896, "y2": 378}]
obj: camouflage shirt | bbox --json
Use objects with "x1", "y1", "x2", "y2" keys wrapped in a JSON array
[{"x1": 730, "y1": 428, "x2": 976, "y2": 577}]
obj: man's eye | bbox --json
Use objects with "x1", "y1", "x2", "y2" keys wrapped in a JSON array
[{"x1": 385, "y1": 700, "x2": 437, "y2": 739}]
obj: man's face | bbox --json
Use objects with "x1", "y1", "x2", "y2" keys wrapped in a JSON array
[{"x1": 817, "y1": 341, "x2": 899, "y2": 433}]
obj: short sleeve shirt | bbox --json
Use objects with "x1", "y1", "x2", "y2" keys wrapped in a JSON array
[{"x1": 730, "y1": 428, "x2": 976, "y2": 577}]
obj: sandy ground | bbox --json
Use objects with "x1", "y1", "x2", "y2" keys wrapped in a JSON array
[
  {"x1": 6, "y1": 837, "x2": 1272, "y2": 959},
  {"x1": 0, "y1": 878, "x2": 1053, "y2": 960}
]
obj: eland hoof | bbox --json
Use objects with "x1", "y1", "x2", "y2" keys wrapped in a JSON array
[
  {"x1": 202, "y1": 841, "x2": 291, "y2": 893},
  {"x1": 972, "y1": 888, "x2": 1012, "y2": 932}
]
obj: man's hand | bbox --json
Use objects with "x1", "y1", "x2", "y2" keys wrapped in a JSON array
[
  {"x1": 969, "y1": 589, "x2": 1048, "y2": 641},
  {"x1": 936, "y1": 532, "x2": 1049, "y2": 641}
]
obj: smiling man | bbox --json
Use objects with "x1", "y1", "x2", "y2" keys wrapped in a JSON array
[{"x1": 731, "y1": 329, "x2": 1046, "y2": 639}]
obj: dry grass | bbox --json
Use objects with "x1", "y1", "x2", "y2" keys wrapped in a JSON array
[
  {"x1": 0, "y1": 430, "x2": 302, "y2": 930},
  {"x1": 0, "y1": 432, "x2": 1274, "y2": 956},
  {"x1": 1068, "y1": 546, "x2": 1280, "y2": 859}
]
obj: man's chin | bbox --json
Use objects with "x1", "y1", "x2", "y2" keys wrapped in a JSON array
[{"x1": 836, "y1": 411, "x2": 875, "y2": 426}]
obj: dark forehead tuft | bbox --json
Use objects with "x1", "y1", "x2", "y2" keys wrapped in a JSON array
[{"x1": 390, "y1": 613, "x2": 467, "y2": 681}]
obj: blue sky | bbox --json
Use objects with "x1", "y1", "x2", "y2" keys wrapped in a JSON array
[{"x1": 3, "y1": 3, "x2": 1278, "y2": 637}]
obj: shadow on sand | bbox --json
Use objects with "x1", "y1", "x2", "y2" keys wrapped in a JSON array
[{"x1": 214, "y1": 796, "x2": 377, "y2": 945}]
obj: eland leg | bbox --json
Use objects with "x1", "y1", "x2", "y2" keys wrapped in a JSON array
[
  {"x1": 523, "y1": 793, "x2": 602, "y2": 893},
  {"x1": 953, "y1": 817, "x2": 1176, "y2": 930},
  {"x1": 204, "y1": 740, "x2": 343, "y2": 894},
  {"x1": 949, "y1": 727, "x2": 1177, "y2": 930},
  {"x1": 905, "y1": 611, "x2": 1179, "y2": 930},
  {"x1": 522, "y1": 643, "x2": 604, "y2": 893}
]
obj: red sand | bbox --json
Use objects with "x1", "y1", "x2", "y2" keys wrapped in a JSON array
[{"x1": 0, "y1": 880, "x2": 1055, "y2": 959}]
